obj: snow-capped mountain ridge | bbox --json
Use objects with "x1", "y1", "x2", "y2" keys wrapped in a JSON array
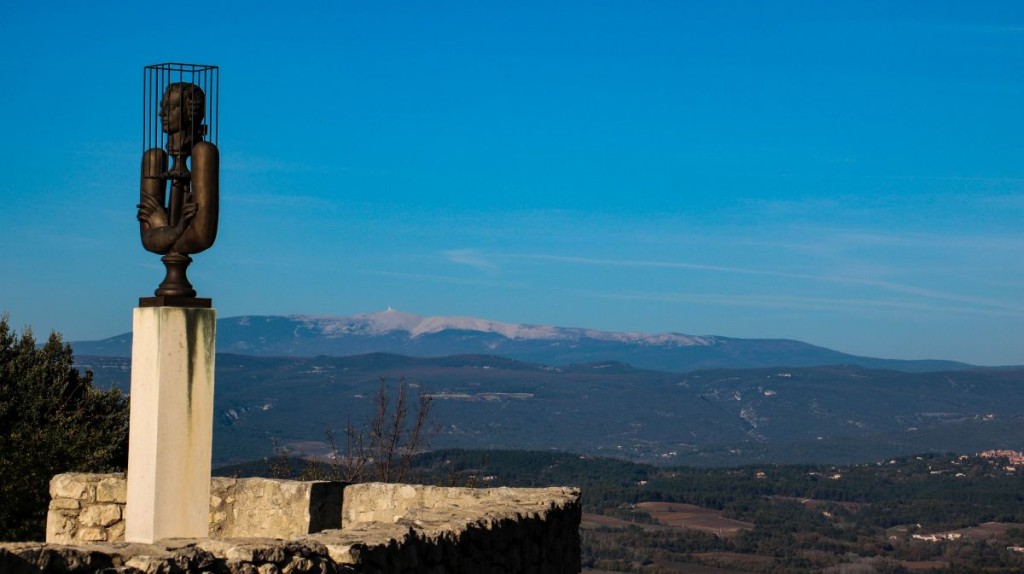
[
  {"x1": 290, "y1": 309, "x2": 714, "y2": 347},
  {"x1": 73, "y1": 310, "x2": 976, "y2": 373}
]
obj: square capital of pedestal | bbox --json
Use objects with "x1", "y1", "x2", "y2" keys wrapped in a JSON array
[{"x1": 139, "y1": 296, "x2": 212, "y2": 308}]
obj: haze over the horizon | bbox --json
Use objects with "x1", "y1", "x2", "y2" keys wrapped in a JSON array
[{"x1": 1, "y1": 2, "x2": 1022, "y2": 366}]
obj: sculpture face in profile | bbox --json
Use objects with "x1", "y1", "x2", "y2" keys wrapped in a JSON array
[{"x1": 138, "y1": 81, "x2": 219, "y2": 301}]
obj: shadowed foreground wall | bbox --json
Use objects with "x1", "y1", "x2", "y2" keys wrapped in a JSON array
[{"x1": 2, "y1": 473, "x2": 581, "y2": 573}]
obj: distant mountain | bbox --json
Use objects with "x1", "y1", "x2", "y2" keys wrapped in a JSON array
[
  {"x1": 78, "y1": 353, "x2": 1024, "y2": 467},
  {"x1": 73, "y1": 309, "x2": 973, "y2": 373}
]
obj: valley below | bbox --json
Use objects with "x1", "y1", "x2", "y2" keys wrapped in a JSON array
[
  {"x1": 219, "y1": 448, "x2": 1024, "y2": 573},
  {"x1": 79, "y1": 351, "x2": 1024, "y2": 468},
  {"x1": 73, "y1": 312, "x2": 1024, "y2": 572}
]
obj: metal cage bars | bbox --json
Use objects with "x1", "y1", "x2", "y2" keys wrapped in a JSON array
[{"x1": 142, "y1": 63, "x2": 219, "y2": 153}]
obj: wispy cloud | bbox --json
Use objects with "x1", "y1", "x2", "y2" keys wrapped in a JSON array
[
  {"x1": 512, "y1": 253, "x2": 777, "y2": 275},
  {"x1": 442, "y1": 249, "x2": 500, "y2": 273},
  {"x1": 841, "y1": 277, "x2": 1022, "y2": 312},
  {"x1": 229, "y1": 192, "x2": 325, "y2": 209},
  {"x1": 221, "y1": 154, "x2": 351, "y2": 175},
  {"x1": 360, "y1": 269, "x2": 522, "y2": 289},
  {"x1": 507, "y1": 253, "x2": 1022, "y2": 314},
  {"x1": 582, "y1": 290, "x2": 1024, "y2": 318},
  {"x1": 808, "y1": 228, "x2": 1024, "y2": 252}
]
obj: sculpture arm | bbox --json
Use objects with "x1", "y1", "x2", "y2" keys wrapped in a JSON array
[
  {"x1": 139, "y1": 148, "x2": 174, "y2": 254},
  {"x1": 174, "y1": 141, "x2": 219, "y2": 254},
  {"x1": 139, "y1": 148, "x2": 198, "y2": 253}
]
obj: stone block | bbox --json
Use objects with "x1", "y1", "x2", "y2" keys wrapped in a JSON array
[
  {"x1": 50, "y1": 474, "x2": 90, "y2": 500},
  {"x1": 108, "y1": 520, "x2": 126, "y2": 542},
  {"x1": 319, "y1": 542, "x2": 358, "y2": 565},
  {"x1": 125, "y1": 555, "x2": 169, "y2": 572},
  {"x1": 217, "y1": 478, "x2": 343, "y2": 538},
  {"x1": 45, "y1": 511, "x2": 75, "y2": 544},
  {"x1": 80, "y1": 504, "x2": 122, "y2": 527},
  {"x1": 78, "y1": 527, "x2": 107, "y2": 542},
  {"x1": 96, "y1": 476, "x2": 127, "y2": 503},
  {"x1": 281, "y1": 557, "x2": 314, "y2": 573},
  {"x1": 234, "y1": 563, "x2": 264, "y2": 574},
  {"x1": 49, "y1": 498, "x2": 81, "y2": 511},
  {"x1": 225, "y1": 545, "x2": 256, "y2": 562}
]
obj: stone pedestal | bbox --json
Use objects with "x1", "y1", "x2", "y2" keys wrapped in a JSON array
[{"x1": 125, "y1": 306, "x2": 216, "y2": 543}]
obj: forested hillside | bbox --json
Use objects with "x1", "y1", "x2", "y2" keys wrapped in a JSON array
[{"x1": 82, "y1": 353, "x2": 1024, "y2": 467}]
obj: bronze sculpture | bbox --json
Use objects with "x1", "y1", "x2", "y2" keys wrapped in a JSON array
[{"x1": 138, "y1": 80, "x2": 219, "y2": 305}]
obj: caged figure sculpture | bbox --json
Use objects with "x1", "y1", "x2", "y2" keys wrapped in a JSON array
[{"x1": 138, "y1": 80, "x2": 219, "y2": 302}]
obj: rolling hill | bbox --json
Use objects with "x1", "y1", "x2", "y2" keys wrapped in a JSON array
[{"x1": 77, "y1": 352, "x2": 1024, "y2": 467}]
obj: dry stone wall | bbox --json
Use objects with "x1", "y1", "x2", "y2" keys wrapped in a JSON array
[
  {"x1": 12, "y1": 475, "x2": 582, "y2": 573},
  {"x1": 46, "y1": 474, "x2": 127, "y2": 544},
  {"x1": 0, "y1": 539, "x2": 338, "y2": 574},
  {"x1": 46, "y1": 474, "x2": 343, "y2": 543},
  {"x1": 208, "y1": 477, "x2": 343, "y2": 538},
  {"x1": 321, "y1": 483, "x2": 582, "y2": 573}
]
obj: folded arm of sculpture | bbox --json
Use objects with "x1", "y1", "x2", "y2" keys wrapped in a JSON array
[{"x1": 138, "y1": 82, "x2": 219, "y2": 300}]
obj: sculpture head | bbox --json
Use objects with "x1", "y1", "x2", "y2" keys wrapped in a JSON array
[{"x1": 159, "y1": 83, "x2": 206, "y2": 142}]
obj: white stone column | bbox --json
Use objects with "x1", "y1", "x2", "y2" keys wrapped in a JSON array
[{"x1": 125, "y1": 306, "x2": 216, "y2": 543}]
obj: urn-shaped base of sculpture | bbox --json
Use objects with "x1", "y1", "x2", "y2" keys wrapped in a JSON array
[{"x1": 156, "y1": 253, "x2": 196, "y2": 297}]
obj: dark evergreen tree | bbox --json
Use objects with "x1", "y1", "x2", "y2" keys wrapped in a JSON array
[{"x1": 0, "y1": 314, "x2": 129, "y2": 541}]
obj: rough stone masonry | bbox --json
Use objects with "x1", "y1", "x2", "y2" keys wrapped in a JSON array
[{"x1": 1, "y1": 474, "x2": 582, "y2": 573}]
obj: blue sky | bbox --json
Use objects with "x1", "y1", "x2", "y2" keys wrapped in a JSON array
[{"x1": 1, "y1": 2, "x2": 1021, "y2": 365}]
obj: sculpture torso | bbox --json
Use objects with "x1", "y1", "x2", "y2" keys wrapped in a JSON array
[
  {"x1": 138, "y1": 141, "x2": 219, "y2": 255},
  {"x1": 137, "y1": 82, "x2": 219, "y2": 299},
  {"x1": 138, "y1": 82, "x2": 219, "y2": 256}
]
